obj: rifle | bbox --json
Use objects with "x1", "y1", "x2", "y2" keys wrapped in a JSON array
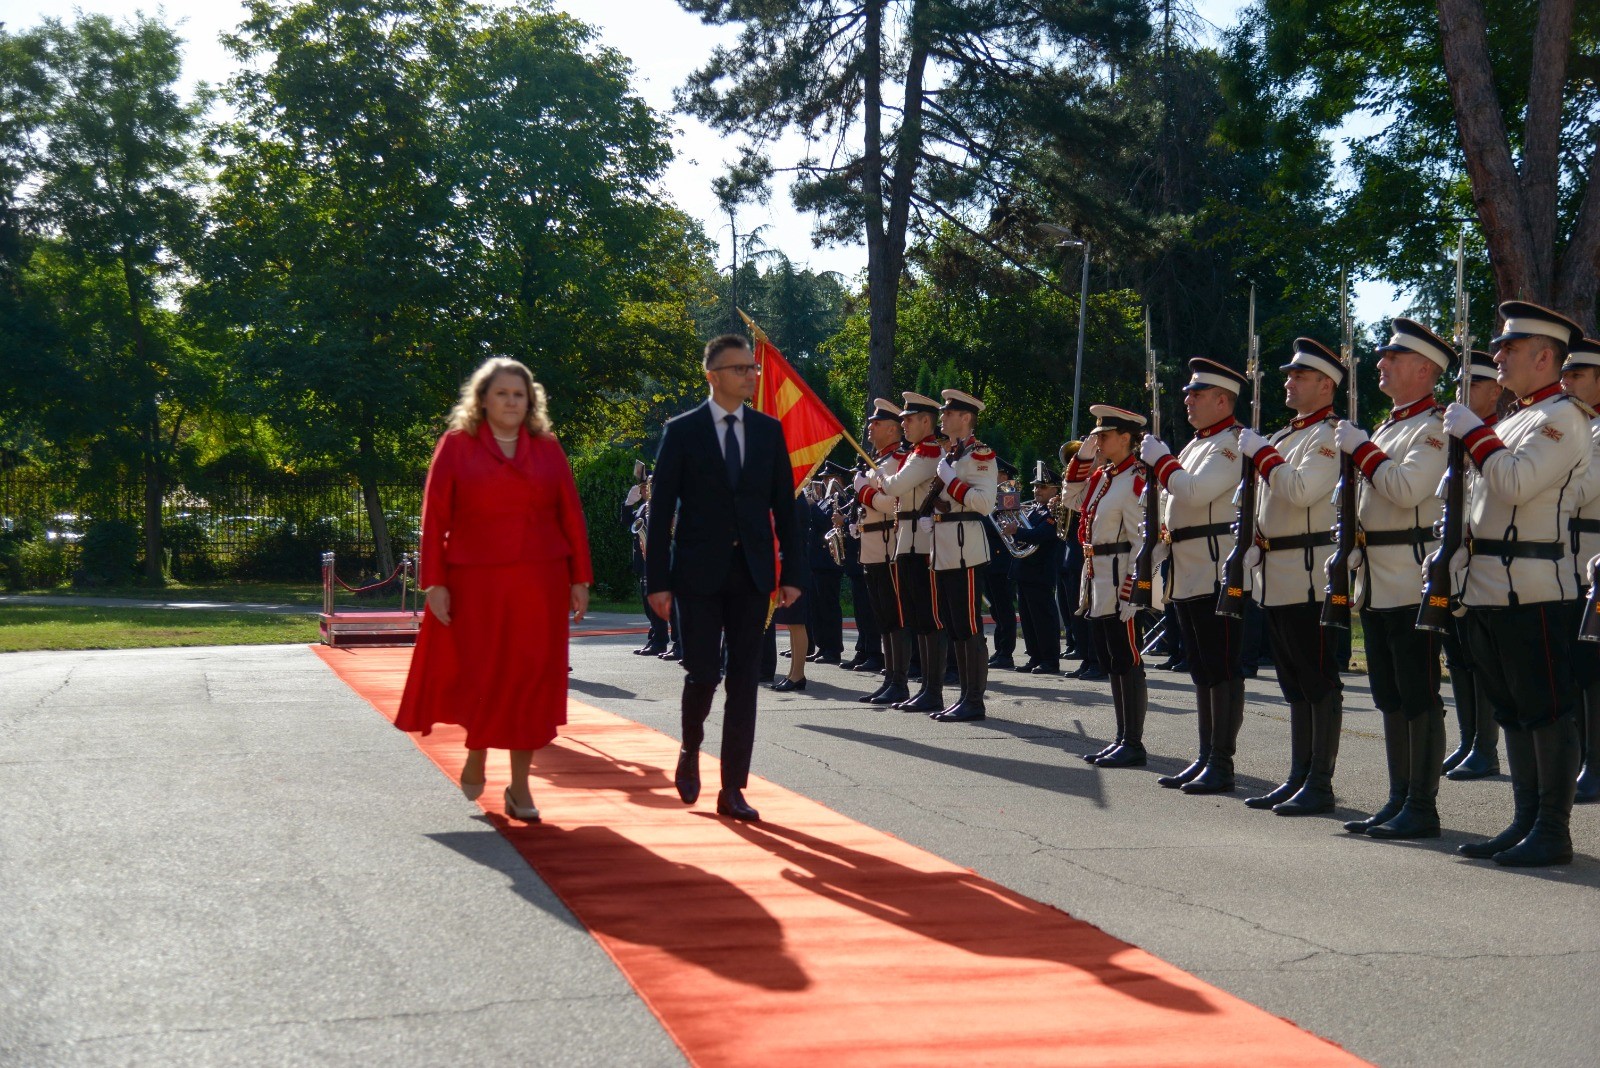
[
  {"x1": 1417, "y1": 230, "x2": 1472, "y2": 633},
  {"x1": 1217, "y1": 285, "x2": 1261, "y2": 619},
  {"x1": 1130, "y1": 307, "x2": 1161, "y2": 608},
  {"x1": 1322, "y1": 270, "x2": 1358, "y2": 628}
]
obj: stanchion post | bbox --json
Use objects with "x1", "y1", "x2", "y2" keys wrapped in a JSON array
[{"x1": 321, "y1": 551, "x2": 335, "y2": 616}]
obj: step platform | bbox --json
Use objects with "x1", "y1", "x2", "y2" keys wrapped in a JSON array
[{"x1": 319, "y1": 610, "x2": 423, "y2": 647}]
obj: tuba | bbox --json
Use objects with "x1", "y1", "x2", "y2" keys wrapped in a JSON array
[
  {"x1": 1050, "y1": 441, "x2": 1082, "y2": 540},
  {"x1": 993, "y1": 476, "x2": 1038, "y2": 558}
]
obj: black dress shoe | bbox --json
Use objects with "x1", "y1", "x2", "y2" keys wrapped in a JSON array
[
  {"x1": 1078, "y1": 665, "x2": 1109, "y2": 681},
  {"x1": 674, "y1": 750, "x2": 700, "y2": 805},
  {"x1": 770, "y1": 676, "x2": 807, "y2": 692},
  {"x1": 1015, "y1": 659, "x2": 1041, "y2": 673},
  {"x1": 855, "y1": 656, "x2": 884, "y2": 673},
  {"x1": 988, "y1": 654, "x2": 1015, "y2": 669},
  {"x1": 658, "y1": 648, "x2": 681, "y2": 661},
  {"x1": 839, "y1": 655, "x2": 867, "y2": 670},
  {"x1": 815, "y1": 653, "x2": 843, "y2": 665},
  {"x1": 633, "y1": 643, "x2": 667, "y2": 656},
  {"x1": 1031, "y1": 663, "x2": 1060, "y2": 675},
  {"x1": 716, "y1": 789, "x2": 760, "y2": 821}
]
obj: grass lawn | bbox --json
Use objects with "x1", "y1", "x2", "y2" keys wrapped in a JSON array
[
  {"x1": 0, "y1": 604, "x2": 320, "y2": 653},
  {"x1": 11, "y1": 580, "x2": 638, "y2": 615}
]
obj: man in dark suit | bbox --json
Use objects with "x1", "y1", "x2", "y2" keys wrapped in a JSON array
[{"x1": 646, "y1": 335, "x2": 807, "y2": 822}]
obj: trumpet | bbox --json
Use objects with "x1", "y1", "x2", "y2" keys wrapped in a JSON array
[{"x1": 822, "y1": 477, "x2": 850, "y2": 566}]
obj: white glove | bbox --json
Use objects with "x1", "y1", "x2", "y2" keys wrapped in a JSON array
[
  {"x1": 1237, "y1": 427, "x2": 1268, "y2": 458},
  {"x1": 1076, "y1": 435, "x2": 1100, "y2": 465},
  {"x1": 1139, "y1": 436, "x2": 1171, "y2": 465},
  {"x1": 848, "y1": 522, "x2": 861, "y2": 538},
  {"x1": 1422, "y1": 546, "x2": 1469, "y2": 585},
  {"x1": 1442, "y1": 402, "x2": 1483, "y2": 439},
  {"x1": 1589, "y1": 553, "x2": 1600, "y2": 586},
  {"x1": 1349, "y1": 547, "x2": 1365, "y2": 572},
  {"x1": 853, "y1": 471, "x2": 871, "y2": 493},
  {"x1": 624, "y1": 485, "x2": 643, "y2": 507},
  {"x1": 1118, "y1": 599, "x2": 1139, "y2": 621},
  {"x1": 936, "y1": 457, "x2": 957, "y2": 483},
  {"x1": 1333, "y1": 420, "x2": 1368, "y2": 455},
  {"x1": 866, "y1": 469, "x2": 886, "y2": 491},
  {"x1": 1242, "y1": 545, "x2": 1261, "y2": 570},
  {"x1": 916, "y1": 516, "x2": 934, "y2": 534}
]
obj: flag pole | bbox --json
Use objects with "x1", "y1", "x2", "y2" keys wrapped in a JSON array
[{"x1": 738, "y1": 308, "x2": 880, "y2": 468}]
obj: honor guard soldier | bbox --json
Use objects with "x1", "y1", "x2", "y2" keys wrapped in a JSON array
[
  {"x1": 1445, "y1": 302, "x2": 1588, "y2": 866},
  {"x1": 1062, "y1": 405, "x2": 1154, "y2": 767},
  {"x1": 1335, "y1": 319, "x2": 1452, "y2": 838},
  {"x1": 984, "y1": 457, "x2": 1021, "y2": 669},
  {"x1": 854, "y1": 400, "x2": 913, "y2": 705},
  {"x1": 1140, "y1": 358, "x2": 1248, "y2": 793},
  {"x1": 1237, "y1": 338, "x2": 1345, "y2": 815},
  {"x1": 1009, "y1": 462, "x2": 1068, "y2": 674},
  {"x1": 1559, "y1": 335, "x2": 1600, "y2": 803},
  {"x1": 1441, "y1": 353, "x2": 1508, "y2": 782},
  {"x1": 922, "y1": 389, "x2": 999, "y2": 722},
  {"x1": 870, "y1": 392, "x2": 949, "y2": 712},
  {"x1": 806, "y1": 476, "x2": 846, "y2": 664}
]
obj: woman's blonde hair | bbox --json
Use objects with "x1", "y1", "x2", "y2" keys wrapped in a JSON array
[{"x1": 448, "y1": 357, "x2": 551, "y2": 435}]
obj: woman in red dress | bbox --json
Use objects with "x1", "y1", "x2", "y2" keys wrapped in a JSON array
[{"x1": 396, "y1": 357, "x2": 592, "y2": 822}]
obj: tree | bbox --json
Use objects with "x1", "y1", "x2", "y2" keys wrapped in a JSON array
[
  {"x1": 675, "y1": 0, "x2": 1149, "y2": 410},
  {"x1": 22, "y1": 14, "x2": 209, "y2": 582}
]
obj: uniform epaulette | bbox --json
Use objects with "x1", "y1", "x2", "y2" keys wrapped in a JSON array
[
  {"x1": 970, "y1": 445, "x2": 995, "y2": 460},
  {"x1": 914, "y1": 441, "x2": 942, "y2": 458},
  {"x1": 1565, "y1": 395, "x2": 1598, "y2": 419}
]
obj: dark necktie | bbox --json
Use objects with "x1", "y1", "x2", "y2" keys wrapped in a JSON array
[{"x1": 723, "y1": 413, "x2": 741, "y2": 488}]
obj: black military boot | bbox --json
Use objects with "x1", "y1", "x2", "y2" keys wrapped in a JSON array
[
  {"x1": 1246, "y1": 700, "x2": 1310, "y2": 809},
  {"x1": 1159, "y1": 682, "x2": 1211, "y2": 788},
  {"x1": 1448, "y1": 672, "x2": 1500, "y2": 780},
  {"x1": 863, "y1": 630, "x2": 911, "y2": 705},
  {"x1": 1097, "y1": 671, "x2": 1148, "y2": 767},
  {"x1": 1494, "y1": 717, "x2": 1578, "y2": 867},
  {"x1": 1368, "y1": 709, "x2": 1444, "y2": 839},
  {"x1": 1184, "y1": 679, "x2": 1241, "y2": 794},
  {"x1": 1345, "y1": 710, "x2": 1408, "y2": 833},
  {"x1": 1459, "y1": 726, "x2": 1538, "y2": 858},
  {"x1": 1088, "y1": 675, "x2": 1128, "y2": 763},
  {"x1": 1574, "y1": 683, "x2": 1600, "y2": 803},
  {"x1": 1442, "y1": 667, "x2": 1475, "y2": 773},
  {"x1": 1274, "y1": 689, "x2": 1341, "y2": 816},
  {"x1": 935, "y1": 636, "x2": 988, "y2": 722},
  {"x1": 895, "y1": 633, "x2": 946, "y2": 712}
]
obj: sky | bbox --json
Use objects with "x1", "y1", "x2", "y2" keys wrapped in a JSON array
[{"x1": 0, "y1": 0, "x2": 1404, "y2": 321}]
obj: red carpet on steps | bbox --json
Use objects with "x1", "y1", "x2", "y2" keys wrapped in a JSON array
[{"x1": 314, "y1": 645, "x2": 1368, "y2": 1067}]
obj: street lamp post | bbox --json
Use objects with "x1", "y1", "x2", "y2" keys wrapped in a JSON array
[{"x1": 1038, "y1": 223, "x2": 1091, "y2": 441}]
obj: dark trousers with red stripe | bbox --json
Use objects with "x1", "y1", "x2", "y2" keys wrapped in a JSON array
[
  {"x1": 1089, "y1": 614, "x2": 1142, "y2": 677},
  {"x1": 1173, "y1": 590, "x2": 1240, "y2": 688},
  {"x1": 864, "y1": 560, "x2": 904, "y2": 651},
  {"x1": 1465, "y1": 601, "x2": 1582, "y2": 730},
  {"x1": 934, "y1": 563, "x2": 988, "y2": 640},
  {"x1": 1264, "y1": 602, "x2": 1341, "y2": 704},
  {"x1": 894, "y1": 553, "x2": 942, "y2": 634},
  {"x1": 1361, "y1": 605, "x2": 1440, "y2": 720}
]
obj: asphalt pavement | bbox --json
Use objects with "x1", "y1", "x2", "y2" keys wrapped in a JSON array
[{"x1": 4, "y1": 631, "x2": 1598, "y2": 1066}]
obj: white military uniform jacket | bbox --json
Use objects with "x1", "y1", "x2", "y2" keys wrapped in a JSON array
[
  {"x1": 1564, "y1": 401, "x2": 1600, "y2": 590},
  {"x1": 855, "y1": 444, "x2": 907, "y2": 567},
  {"x1": 1462, "y1": 383, "x2": 1590, "y2": 607},
  {"x1": 1062, "y1": 454, "x2": 1148, "y2": 619},
  {"x1": 1252, "y1": 407, "x2": 1341, "y2": 607},
  {"x1": 877, "y1": 435, "x2": 942, "y2": 556},
  {"x1": 1151, "y1": 416, "x2": 1243, "y2": 602},
  {"x1": 1350, "y1": 395, "x2": 1447, "y2": 610},
  {"x1": 929, "y1": 436, "x2": 998, "y2": 571}
]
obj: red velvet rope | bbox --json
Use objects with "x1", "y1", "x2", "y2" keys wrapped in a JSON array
[{"x1": 331, "y1": 562, "x2": 407, "y2": 595}]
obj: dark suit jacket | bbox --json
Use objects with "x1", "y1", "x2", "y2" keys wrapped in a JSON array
[{"x1": 645, "y1": 399, "x2": 808, "y2": 596}]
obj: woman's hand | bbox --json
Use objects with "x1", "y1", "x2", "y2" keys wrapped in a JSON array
[
  {"x1": 571, "y1": 583, "x2": 590, "y2": 622},
  {"x1": 425, "y1": 585, "x2": 452, "y2": 626}
]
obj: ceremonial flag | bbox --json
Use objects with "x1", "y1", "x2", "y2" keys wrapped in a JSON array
[{"x1": 741, "y1": 309, "x2": 846, "y2": 494}]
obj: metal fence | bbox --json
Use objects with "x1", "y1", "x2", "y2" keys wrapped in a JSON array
[{"x1": 0, "y1": 473, "x2": 425, "y2": 583}]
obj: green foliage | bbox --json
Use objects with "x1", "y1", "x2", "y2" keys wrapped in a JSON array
[
  {"x1": 76, "y1": 518, "x2": 139, "y2": 587},
  {"x1": 570, "y1": 441, "x2": 640, "y2": 601},
  {"x1": 16, "y1": 536, "x2": 70, "y2": 588}
]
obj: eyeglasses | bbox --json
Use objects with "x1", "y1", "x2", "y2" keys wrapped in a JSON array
[{"x1": 712, "y1": 363, "x2": 760, "y2": 377}]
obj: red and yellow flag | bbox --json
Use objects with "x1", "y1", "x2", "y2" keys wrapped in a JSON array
[{"x1": 741, "y1": 309, "x2": 845, "y2": 493}]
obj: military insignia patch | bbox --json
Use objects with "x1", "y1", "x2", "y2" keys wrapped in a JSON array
[
  {"x1": 1426, "y1": 435, "x2": 1445, "y2": 450},
  {"x1": 1542, "y1": 425, "x2": 1565, "y2": 442},
  {"x1": 1318, "y1": 446, "x2": 1337, "y2": 459},
  {"x1": 1222, "y1": 448, "x2": 1238, "y2": 461}
]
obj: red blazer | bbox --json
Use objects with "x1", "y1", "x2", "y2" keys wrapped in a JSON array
[{"x1": 418, "y1": 423, "x2": 593, "y2": 590}]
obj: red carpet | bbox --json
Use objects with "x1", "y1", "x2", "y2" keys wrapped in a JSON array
[{"x1": 315, "y1": 645, "x2": 1369, "y2": 1067}]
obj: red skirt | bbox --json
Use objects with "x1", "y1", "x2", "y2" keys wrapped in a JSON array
[{"x1": 396, "y1": 561, "x2": 570, "y2": 750}]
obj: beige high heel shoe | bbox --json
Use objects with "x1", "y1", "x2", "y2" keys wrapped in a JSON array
[
  {"x1": 503, "y1": 787, "x2": 540, "y2": 823},
  {"x1": 459, "y1": 776, "x2": 485, "y2": 801}
]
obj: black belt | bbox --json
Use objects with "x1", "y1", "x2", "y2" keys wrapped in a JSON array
[
  {"x1": 863, "y1": 520, "x2": 894, "y2": 533},
  {"x1": 1167, "y1": 522, "x2": 1232, "y2": 544},
  {"x1": 1360, "y1": 527, "x2": 1431, "y2": 548},
  {"x1": 1469, "y1": 538, "x2": 1565, "y2": 561},
  {"x1": 934, "y1": 513, "x2": 984, "y2": 523},
  {"x1": 1257, "y1": 531, "x2": 1335, "y2": 552},
  {"x1": 1087, "y1": 540, "x2": 1131, "y2": 557},
  {"x1": 1572, "y1": 518, "x2": 1600, "y2": 535},
  {"x1": 895, "y1": 510, "x2": 920, "y2": 520}
]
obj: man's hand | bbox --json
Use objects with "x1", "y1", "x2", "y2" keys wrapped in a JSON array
[
  {"x1": 570, "y1": 584, "x2": 589, "y2": 623},
  {"x1": 1076, "y1": 434, "x2": 1100, "y2": 465},
  {"x1": 778, "y1": 585, "x2": 803, "y2": 608},
  {"x1": 853, "y1": 471, "x2": 871, "y2": 493},
  {"x1": 647, "y1": 590, "x2": 672, "y2": 619},
  {"x1": 1139, "y1": 436, "x2": 1171, "y2": 465},
  {"x1": 916, "y1": 516, "x2": 934, "y2": 534},
  {"x1": 425, "y1": 586, "x2": 452, "y2": 626},
  {"x1": 936, "y1": 457, "x2": 957, "y2": 483},
  {"x1": 1333, "y1": 420, "x2": 1368, "y2": 455},
  {"x1": 866, "y1": 469, "x2": 886, "y2": 491},
  {"x1": 624, "y1": 484, "x2": 643, "y2": 507},
  {"x1": 1237, "y1": 427, "x2": 1268, "y2": 458},
  {"x1": 1442, "y1": 402, "x2": 1483, "y2": 439}
]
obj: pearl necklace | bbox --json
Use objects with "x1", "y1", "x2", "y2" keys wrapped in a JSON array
[{"x1": 492, "y1": 431, "x2": 519, "y2": 443}]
